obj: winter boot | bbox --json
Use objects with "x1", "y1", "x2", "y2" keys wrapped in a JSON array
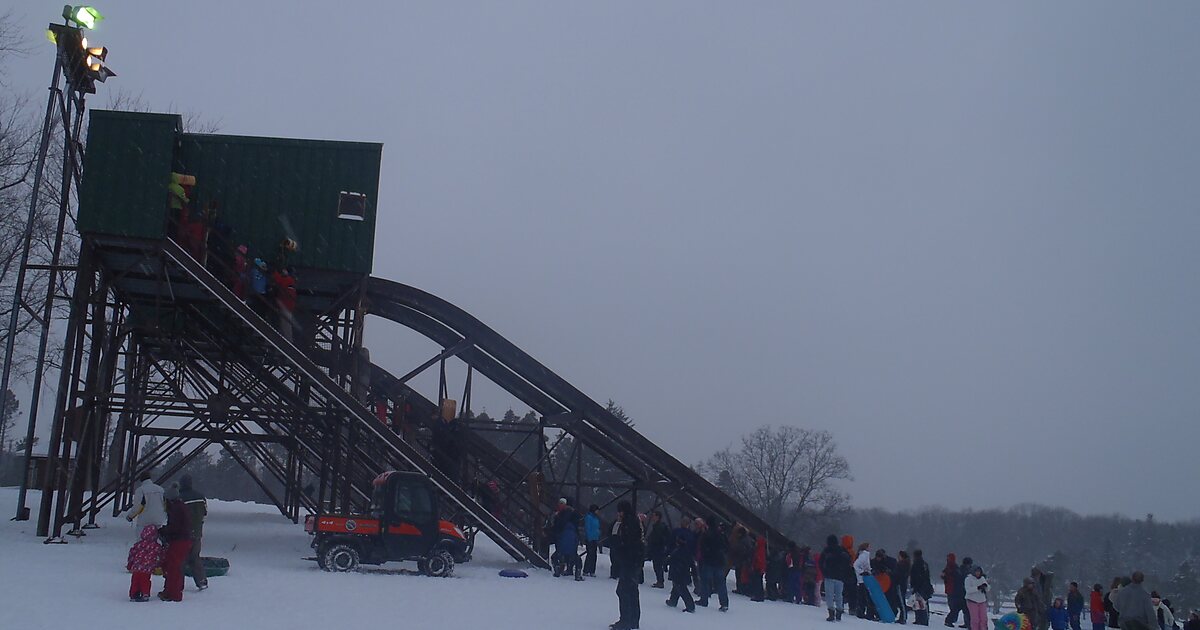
[{"x1": 828, "y1": 610, "x2": 837, "y2": 622}]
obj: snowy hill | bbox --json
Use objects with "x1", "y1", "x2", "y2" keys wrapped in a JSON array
[{"x1": 0, "y1": 487, "x2": 884, "y2": 630}]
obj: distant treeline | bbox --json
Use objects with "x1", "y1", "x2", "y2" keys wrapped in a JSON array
[{"x1": 828, "y1": 504, "x2": 1200, "y2": 611}]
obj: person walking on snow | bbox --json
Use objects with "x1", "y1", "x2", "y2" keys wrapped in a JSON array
[
  {"x1": 665, "y1": 533, "x2": 697, "y2": 613},
  {"x1": 127, "y1": 524, "x2": 163, "y2": 602},
  {"x1": 965, "y1": 565, "x2": 991, "y2": 630},
  {"x1": 697, "y1": 516, "x2": 730, "y2": 612},
  {"x1": 123, "y1": 471, "x2": 166, "y2": 537},
  {"x1": 610, "y1": 501, "x2": 643, "y2": 630},
  {"x1": 178, "y1": 474, "x2": 209, "y2": 591},
  {"x1": 158, "y1": 484, "x2": 193, "y2": 602},
  {"x1": 646, "y1": 511, "x2": 670, "y2": 589}
]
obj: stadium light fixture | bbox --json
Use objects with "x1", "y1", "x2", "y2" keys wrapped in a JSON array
[{"x1": 62, "y1": 5, "x2": 104, "y2": 30}]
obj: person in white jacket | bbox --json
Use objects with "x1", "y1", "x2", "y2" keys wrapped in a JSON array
[
  {"x1": 123, "y1": 471, "x2": 166, "y2": 537},
  {"x1": 854, "y1": 543, "x2": 873, "y2": 618},
  {"x1": 964, "y1": 566, "x2": 990, "y2": 630}
]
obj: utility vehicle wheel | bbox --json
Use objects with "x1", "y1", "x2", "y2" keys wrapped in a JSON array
[
  {"x1": 322, "y1": 543, "x2": 360, "y2": 572},
  {"x1": 422, "y1": 549, "x2": 454, "y2": 577}
]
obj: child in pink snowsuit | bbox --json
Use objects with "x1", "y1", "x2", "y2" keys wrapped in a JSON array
[{"x1": 128, "y1": 524, "x2": 163, "y2": 602}]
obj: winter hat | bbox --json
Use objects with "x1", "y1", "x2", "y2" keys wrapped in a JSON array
[
  {"x1": 237, "y1": 244, "x2": 248, "y2": 254},
  {"x1": 1151, "y1": 591, "x2": 1161, "y2": 599},
  {"x1": 827, "y1": 535, "x2": 839, "y2": 547},
  {"x1": 558, "y1": 498, "x2": 567, "y2": 505},
  {"x1": 164, "y1": 482, "x2": 180, "y2": 501},
  {"x1": 255, "y1": 258, "x2": 267, "y2": 270},
  {"x1": 179, "y1": 474, "x2": 193, "y2": 490}
]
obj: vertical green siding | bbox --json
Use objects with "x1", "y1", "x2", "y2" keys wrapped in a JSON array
[
  {"x1": 78, "y1": 110, "x2": 181, "y2": 238},
  {"x1": 77, "y1": 110, "x2": 382, "y2": 274},
  {"x1": 175, "y1": 134, "x2": 381, "y2": 274}
]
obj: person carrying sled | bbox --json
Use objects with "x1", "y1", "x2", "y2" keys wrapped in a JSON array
[{"x1": 1018, "y1": 577, "x2": 1049, "y2": 630}]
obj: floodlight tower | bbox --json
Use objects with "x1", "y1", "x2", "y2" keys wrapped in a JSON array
[{"x1": 2, "y1": 6, "x2": 115, "y2": 527}]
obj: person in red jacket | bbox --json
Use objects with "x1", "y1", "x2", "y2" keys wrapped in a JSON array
[
  {"x1": 158, "y1": 484, "x2": 193, "y2": 602},
  {"x1": 944, "y1": 553, "x2": 963, "y2": 627},
  {"x1": 271, "y1": 266, "x2": 298, "y2": 342},
  {"x1": 750, "y1": 533, "x2": 768, "y2": 602},
  {"x1": 1090, "y1": 584, "x2": 1107, "y2": 630}
]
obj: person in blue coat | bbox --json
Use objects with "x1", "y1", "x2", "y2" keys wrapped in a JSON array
[
  {"x1": 1050, "y1": 597, "x2": 1072, "y2": 630},
  {"x1": 583, "y1": 505, "x2": 602, "y2": 577},
  {"x1": 554, "y1": 499, "x2": 582, "y2": 580}
]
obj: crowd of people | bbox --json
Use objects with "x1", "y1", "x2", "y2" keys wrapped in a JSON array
[
  {"x1": 542, "y1": 498, "x2": 1199, "y2": 630},
  {"x1": 168, "y1": 171, "x2": 300, "y2": 341}
]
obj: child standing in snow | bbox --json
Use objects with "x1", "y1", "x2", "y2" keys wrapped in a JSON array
[
  {"x1": 1050, "y1": 597, "x2": 1071, "y2": 630},
  {"x1": 127, "y1": 524, "x2": 163, "y2": 602}
]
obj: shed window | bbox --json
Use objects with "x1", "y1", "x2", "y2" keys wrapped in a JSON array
[{"x1": 337, "y1": 191, "x2": 367, "y2": 221}]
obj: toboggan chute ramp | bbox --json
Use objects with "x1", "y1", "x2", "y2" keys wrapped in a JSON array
[{"x1": 29, "y1": 110, "x2": 793, "y2": 567}]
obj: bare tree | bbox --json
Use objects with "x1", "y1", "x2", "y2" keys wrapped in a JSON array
[{"x1": 699, "y1": 425, "x2": 851, "y2": 537}]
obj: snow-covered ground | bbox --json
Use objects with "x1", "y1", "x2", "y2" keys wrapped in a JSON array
[{"x1": 0, "y1": 487, "x2": 881, "y2": 630}]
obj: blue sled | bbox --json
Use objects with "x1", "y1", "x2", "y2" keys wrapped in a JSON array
[{"x1": 863, "y1": 575, "x2": 896, "y2": 623}]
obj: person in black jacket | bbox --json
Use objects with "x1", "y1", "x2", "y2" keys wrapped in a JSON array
[
  {"x1": 665, "y1": 533, "x2": 696, "y2": 613},
  {"x1": 896, "y1": 551, "x2": 913, "y2": 624},
  {"x1": 645, "y1": 511, "x2": 670, "y2": 589},
  {"x1": 821, "y1": 534, "x2": 855, "y2": 621},
  {"x1": 698, "y1": 515, "x2": 730, "y2": 612},
  {"x1": 610, "y1": 501, "x2": 643, "y2": 630},
  {"x1": 910, "y1": 549, "x2": 935, "y2": 626}
]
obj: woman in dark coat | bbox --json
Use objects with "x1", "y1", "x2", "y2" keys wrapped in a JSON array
[{"x1": 610, "y1": 501, "x2": 643, "y2": 630}]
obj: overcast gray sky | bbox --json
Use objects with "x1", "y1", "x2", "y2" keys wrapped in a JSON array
[{"x1": 7, "y1": 2, "x2": 1200, "y2": 520}]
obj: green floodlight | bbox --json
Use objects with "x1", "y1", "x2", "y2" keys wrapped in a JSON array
[{"x1": 62, "y1": 5, "x2": 103, "y2": 30}]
